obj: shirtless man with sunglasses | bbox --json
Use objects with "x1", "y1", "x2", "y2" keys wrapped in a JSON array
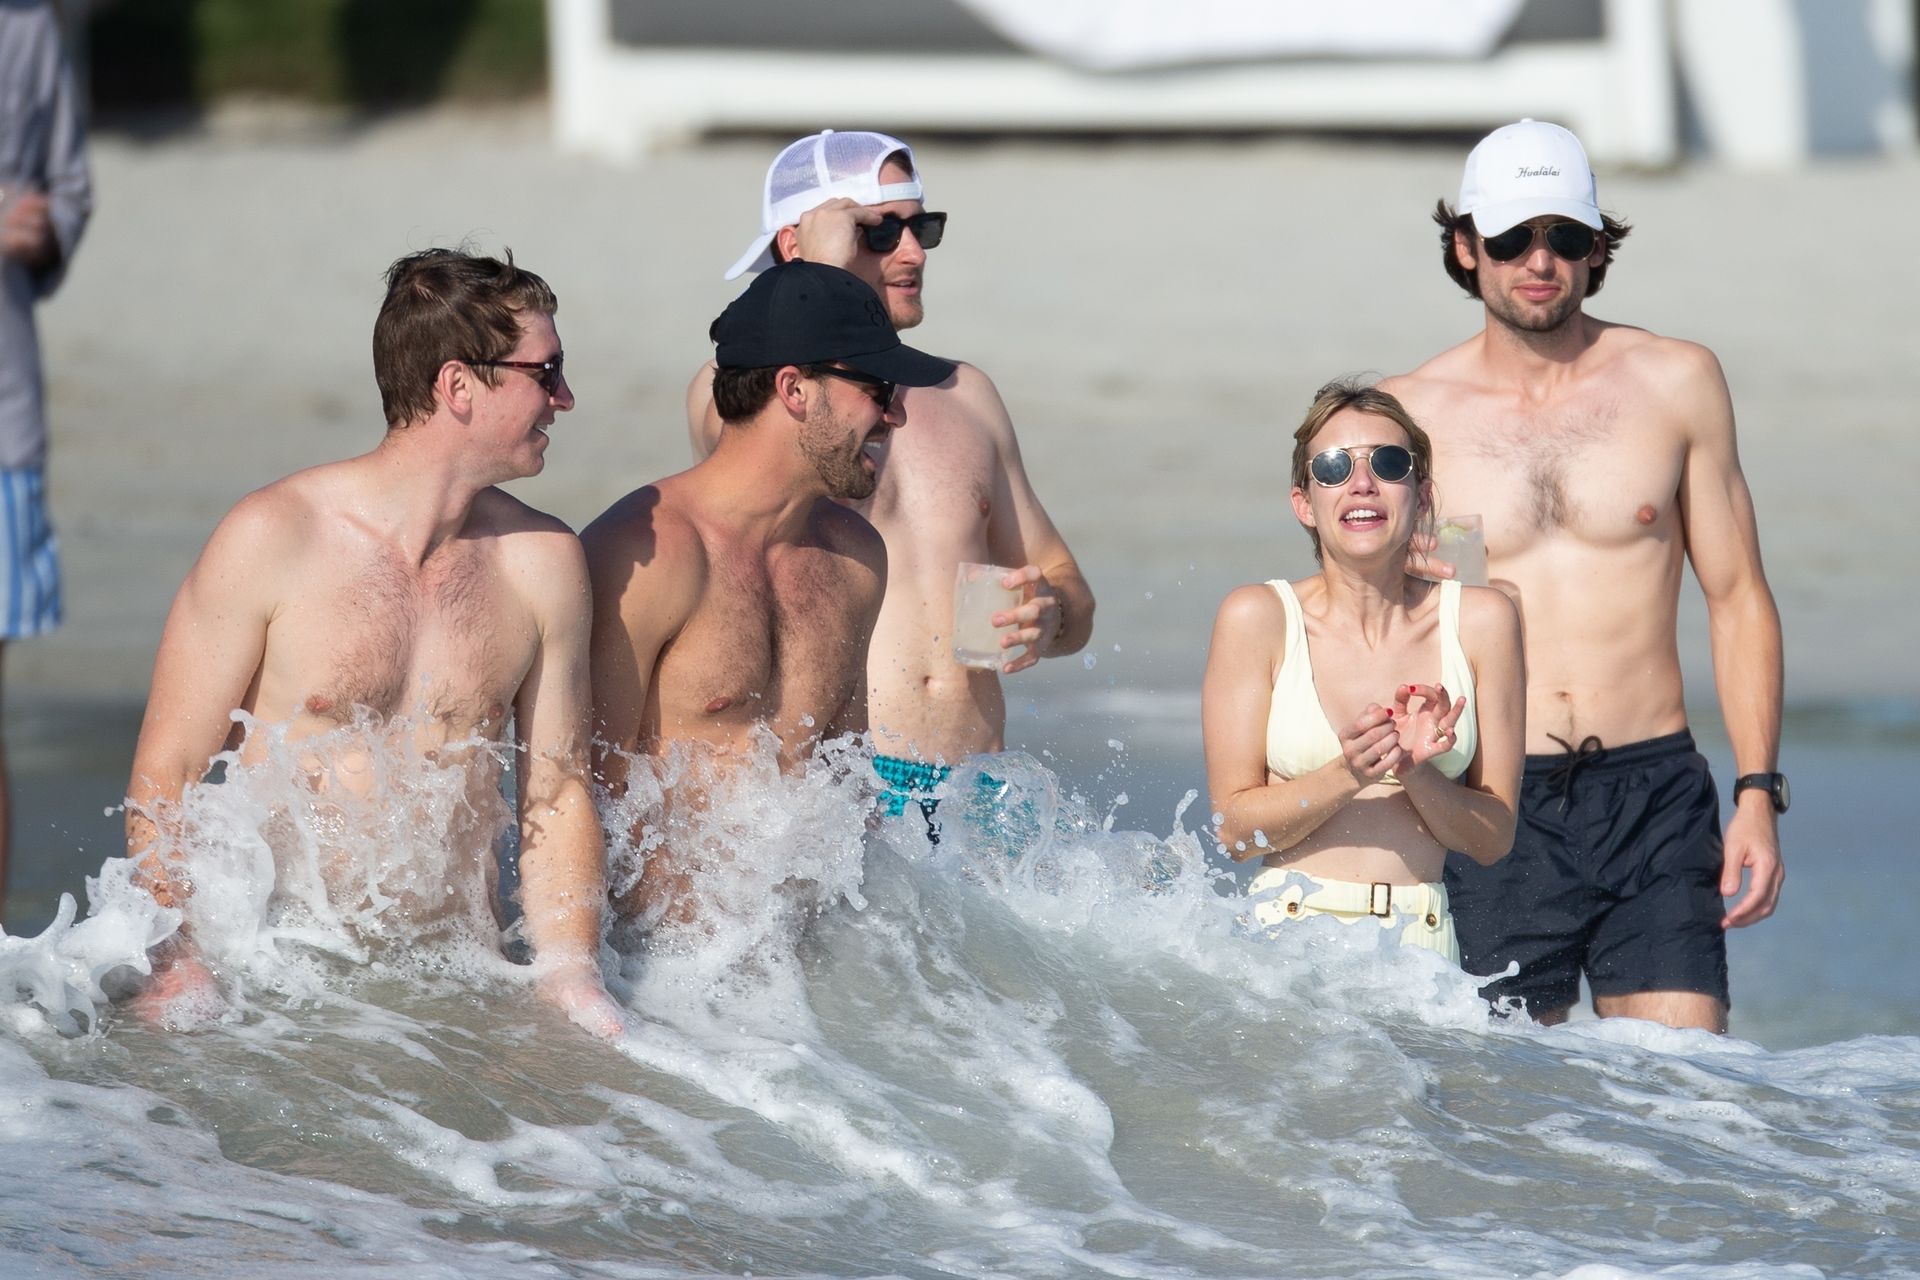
[
  {"x1": 687, "y1": 131, "x2": 1094, "y2": 839},
  {"x1": 125, "y1": 248, "x2": 624, "y2": 1037},
  {"x1": 1381, "y1": 120, "x2": 1785, "y2": 1033},
  {"x1": 589, "y1": 262, "x2": 953, "y2": 924}
]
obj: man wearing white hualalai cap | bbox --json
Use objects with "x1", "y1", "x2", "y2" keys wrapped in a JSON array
[
  {"x1": 687, "y1": 130, "x2": 1095, "y2": 842},
  {"x1": 1382, "y1": 120, "x2": 1785, "y2": 1034}
]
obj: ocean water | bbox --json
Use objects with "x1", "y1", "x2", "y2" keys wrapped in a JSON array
[{"x1": 1, "y1": 699, "x2": 1917, "y2": 1279}]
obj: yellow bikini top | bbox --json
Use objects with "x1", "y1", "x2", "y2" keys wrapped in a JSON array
[{"x1": 1263, "y1": 578, "x2": 1478, "y2": 783}]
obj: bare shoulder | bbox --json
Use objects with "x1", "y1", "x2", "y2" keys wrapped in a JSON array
[
  {"x1": 1213, "y1": 580, "x2": 1286, "y2": 636},
  {"x1": 199, "y1": 466, "x2": 333, "y2": 570},
  {"x1": 472, "y1": 488, "x2": 583, "y2": 591},
  {"x1": 1457, "y1": 585, "x2": 1522, "y2": 692},
  {"x1": 586, "y1": 482, "x2": 685, "y2": 554},
  {"x1": 472, "y1": 485, "x2": 576, "y2": 541},
  {"x1": 1458, "y1": 583, "x2": 1521, "y2": 639},
  {"x1": 473, "y1": 488, "x2": 588, "y2": 590},
  {"x1": 1388, "y1": 334, "x2": 1480, "y2": 385},
  {"x1": 1602, "y1": 324, "x2": 1726, "y2": 390},
  {"x1": 943, "y1": 359, "x2": 996, "y2": 400},
  {"x1": 581, "y1": 481, "x2": 709, "y2": 596},
  {"x1": 812, "y1": 499, "x2": 887, "y2": 576},
  {"x1": 1380, "y1": 337, "x2": 1481, "y2": 416},
  {"x1": 1590, "y1": 324, "x2": 1733, "y2": 435},
  {"x1": 923, "y1": 359, "x2": 1010, "y2": 434},
  {"x1": 1208, "y1": 583, "x2": 1287, "y2": 683}
]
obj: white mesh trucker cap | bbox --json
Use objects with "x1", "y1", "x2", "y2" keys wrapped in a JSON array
[
  {"x1": 1457, "y1": 119, "x2": 1603, "y2": 236},
  {"x1": 724, "y1": 129, "x2": 924, "y2": 280}
]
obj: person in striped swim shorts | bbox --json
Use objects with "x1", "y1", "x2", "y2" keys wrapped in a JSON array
[{"x1": 0, "y1": 1, "x2": 91, "y2": 914}]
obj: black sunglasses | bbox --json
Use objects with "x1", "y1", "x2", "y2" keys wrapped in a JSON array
[
  {"x1": 468, "y1": 354, "x2": 565, "y2": 396},
  {"x1": 1480, "y1": 220, "x2": 1597, "y2": 263},
  {"x1": 1309, "y1": 444, "x2": 1414, "y2": 487},
  {"x1": 862, "y1": 211, "x2": 947, "y2": 254},
  {"x1": 809, "y1": 364, "x2": 896, "y2": 408}
]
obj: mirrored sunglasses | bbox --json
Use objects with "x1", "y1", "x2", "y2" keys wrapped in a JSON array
[{"x1": 1309, "y1": 444, "x2": 1414, "y2": 487}]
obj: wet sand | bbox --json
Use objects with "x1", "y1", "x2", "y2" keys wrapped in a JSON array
[{"x1": 25, "y1": 108, "x2": 1918, "y2": 710}]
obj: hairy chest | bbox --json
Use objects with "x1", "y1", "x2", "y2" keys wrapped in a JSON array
[
  {"x1": 660, "y1": 541, "x2": 876, "y2": 730},
  {"x1": 1433, "y1": 400, "x2": 1684, "y2": 554},
  {"x1": 265, "y1": 542, "x2": 533, "y2": 730}
]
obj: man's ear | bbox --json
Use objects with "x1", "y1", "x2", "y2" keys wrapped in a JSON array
[
  {"x1": 1452, "y1": 227, "x2": 1479, "y2": 272},
  {"x1": 773, "y1": 225, "x2": 802, "y2": 263},
  {"x1": 774, "y1": 364, "x2": 810, "y2": 418},
  {"x1": 436, "y1": 359, "x2": 475, "y2": 418}
]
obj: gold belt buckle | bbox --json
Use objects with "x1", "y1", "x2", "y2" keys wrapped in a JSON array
[{"x1": 1368, "y1": 882, "x2": 1392, "y2": 917}]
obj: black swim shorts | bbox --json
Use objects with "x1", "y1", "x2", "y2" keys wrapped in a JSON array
[{"x1": 1444, "y1": 729, "x2": 1730, "y2": 1016}]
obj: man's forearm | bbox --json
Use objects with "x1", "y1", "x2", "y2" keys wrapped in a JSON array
[
  {"x1": 1708, "y1": 584, "x2": 1784, "y2": 774},
  {"x1": 124, "y1": 773, "x2": 195, "y2": 911},
  {"x1": 1044, "y1": 564, "x2": 1095, "y2": 657},
  {"x1": 517, "y1": 776, "x2": 611, "y2": 967}
]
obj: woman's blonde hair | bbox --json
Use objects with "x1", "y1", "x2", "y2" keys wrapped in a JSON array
[{"x1": 1290, "y1": 378, "x2": 1436, "y2": 562}]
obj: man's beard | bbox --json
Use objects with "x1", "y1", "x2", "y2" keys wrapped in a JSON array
[
  {"x1": 1484, "y1": 278, "x2": 1583, "y2": 334},
  {"x1": 799, "y1": 400, "x2": 878, "y2": 501}
]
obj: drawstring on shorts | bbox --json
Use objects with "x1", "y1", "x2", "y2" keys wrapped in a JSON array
[{"x1": 1544, "y1": 734, "x2": 1605, "y2": 811}]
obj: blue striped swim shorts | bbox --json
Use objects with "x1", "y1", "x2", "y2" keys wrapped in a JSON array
[{"x1": 0, "y1": 466, "x2": 61, "y2": 639}]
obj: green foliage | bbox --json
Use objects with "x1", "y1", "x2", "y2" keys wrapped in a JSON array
[{"x1": 91, "y1": 0, "x2": 548, "y2": 107}]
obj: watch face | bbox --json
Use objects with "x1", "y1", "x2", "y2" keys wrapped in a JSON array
[{"x1": 1773, "y1": 774, "x2": 1790, "y2": 812}]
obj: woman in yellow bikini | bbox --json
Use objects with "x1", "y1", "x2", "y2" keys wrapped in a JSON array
[{"x1": 1202, "y1": 379, "x2": 1524, "y2": 962}]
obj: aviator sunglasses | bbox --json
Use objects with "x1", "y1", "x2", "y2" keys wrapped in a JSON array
[
  {"x1": 1479, "y1": 220, "x2": 1597, "y2": 263},
  {"x1": 1309, "y1": 444, "x2": 1415, "y2": 487},
  {"x1": 809, "y1": 364, "x2": 897, "y2": 408},
  {"x1": 862, "y1": 211, "x2": 948, "y2": 254},
  {"x1": 467, "y1": 354, "x2": 565, "y2": 396}
]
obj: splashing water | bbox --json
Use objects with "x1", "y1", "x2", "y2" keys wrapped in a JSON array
[{"x1": 1, "y1": 726, "x2": 1916, "y2": 1278}]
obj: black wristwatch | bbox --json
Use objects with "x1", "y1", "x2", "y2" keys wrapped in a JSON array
[{"x1": 1733, "y1": 772, "x2": 1790, "y2": 814}]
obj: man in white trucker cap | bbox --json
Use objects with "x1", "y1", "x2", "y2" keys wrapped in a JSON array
[
  {"x1": 689, "y1": 130, "x2": 1095, "y2": 842},
  {"x1": 1381, "y1": 120, "x2": 1786, "y2": 1034}
]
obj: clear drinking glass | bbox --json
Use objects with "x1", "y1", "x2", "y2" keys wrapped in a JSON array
[
  {"x1": 952, "y1": 562, "x2": 1021, "y2": 670},
  {"x1": 1428, "y1": 514, "x2": 1489, "y2": 586}
]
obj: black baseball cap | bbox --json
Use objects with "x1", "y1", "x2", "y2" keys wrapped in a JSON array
[{"x1": 711, "y1": 260, "x2": 955, "y2": 387}]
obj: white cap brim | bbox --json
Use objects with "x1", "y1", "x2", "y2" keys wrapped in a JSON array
[
  {"x1": 724, "y1": 232, "x2": 777, "y2": 281},
  {"x1": 1469, "y1": 196, "x2": 1603, "y2": 237}
]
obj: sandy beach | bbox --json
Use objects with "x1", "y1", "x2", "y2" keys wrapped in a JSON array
[{"x1": 25, "y1": 107, "x2": 1920, "y2": 711}]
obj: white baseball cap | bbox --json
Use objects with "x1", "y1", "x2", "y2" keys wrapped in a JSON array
[
  {"x1": 724, "y1": 129, "x2": 924, "y2": 280},
  {"x1": 1457, "y1": 119, "x2": 1602, "y2": 236}
]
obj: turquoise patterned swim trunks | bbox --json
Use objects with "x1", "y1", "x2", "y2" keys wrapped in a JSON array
[
  {"x1": 872, "y1": 754, "x2": 1009, "y2": 847},
  {"x1": 873, "y1": 754, "x2": 951, "y2": 819}
]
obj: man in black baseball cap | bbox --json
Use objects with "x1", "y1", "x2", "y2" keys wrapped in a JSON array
[
  {"x1": 711, "y1": 258, "x2": 954, "y2": 391},
  {"x1": 687, "y1": 134, "x2": 1095, "y2": 847},
  {"x1": 582, "y1": 263, "x2": 950, "y2": 928}
]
